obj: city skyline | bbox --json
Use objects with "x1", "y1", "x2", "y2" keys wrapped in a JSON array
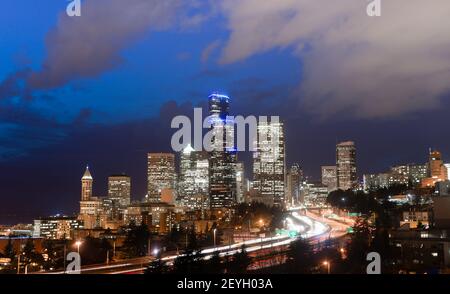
[
  {"x1": 2, "y1": 1, "x2": 450, "y2": 225},
  {"x1": 1, "y1": 107, "x2": 450, "y2": 224},
  {"x1": 3, "y1": 1, "x2": 450, "y2": 280}
]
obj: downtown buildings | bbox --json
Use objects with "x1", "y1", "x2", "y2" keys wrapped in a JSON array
[
  {"x1": 422, "y1": 150, "x2": 449, "y2": 188},
  {"x1": 363, "y1": 150, "x2": 448, "y2": 191},
  {"x1": 336, "y1": 141, "x2": 357, "y2": 190},
  {"x1": 178, "y1": 144, "x2": 210, "y2": 211},
  {"x1": 321, "y1": 165, "x2": 337, "y2": 192},
  {"x1": 286, "y1": 164, "x2": 303, "y2": 206},
  {"x1": 147, "y1": 153, "x2": 177, "y2": 203},
  {"x1": 33, "y1": 215, "x2": 83, "y2": 240},
  {"x1": 208, "y1": 93, "x2": 238, "y2": 209},
  {"x1": 363, "y1": 164, "x2": 427, "y2": 191},
  {"x1": 252, "y1": 119, "x2": 286, "y2": 208}
]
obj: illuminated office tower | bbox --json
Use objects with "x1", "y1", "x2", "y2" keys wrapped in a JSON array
[
  {"x1": 81, "y1": 165, "x2": 93, "y2": 201},
  {"x1": 421, "y1": 150, "x2": 448, "y2": 187},
  {"x1": 147, "y1": 153, "x2": 176, "y2": 203},
  {"x1": 408, "y1": 164, "x2": 429, "y2": 185},
  {"x1": 321, "y1": 165, "x2": 337, "y2": 192},
  {"x1": 108, "y1": 175, "x2": 131, "y2": 205},
  {"x1": 446, "y1": 164, "x2": 450, "y2": 180},
  {"x1": 336, "y1": 141, "x2": 357, "y2": 190},
  {"x1": 253, "y1": 119, "x2": 286, "y2": 207},
  {"x1": 286, "y1": 164, "x2": 302, "y2": 206},
  {"x1": 108, "y1": 174, "x2": 131, "y2": 219},
  {"x1": 208, "y1": 93, "x2": 237, "y2": 209},
  {"x1": 235, "y1": 162, "x2": 245, "y2": 203},
  {"x1": 429, "y1": 151, "x2": 447, "y2": 178},
  {"x1": 178, "y1": 144, "x2": 210, "y2": 210}
]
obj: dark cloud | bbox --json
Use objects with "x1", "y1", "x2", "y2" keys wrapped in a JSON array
[
  {"x1": 73, "y1": 108, "x2": 93, "y2": 126},
  {"x1": 219, "y1": 0, "x2": 450, "y2": 119},
  {"x1": 27, "y1": 0, "x2": 182, "y2": 90},
  {"x1": 0, "y1": 69, "x2": 31, "y2": 100},
  {"x1": 0, "y1": 100, "x2": 194, "y2": 223}
]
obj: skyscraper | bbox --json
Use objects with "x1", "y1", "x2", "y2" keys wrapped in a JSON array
[
  {"x1": 321, "y1": 165, "x2": 337, "y2": 192},
  {"x1": 286, "y1": 164, "x2": 302, "y2": 206},
  {"x1": 108, "y1": 175, "x2": 131, "y2": 205},
  {"x1": 253, "y1": 119, "x2": 286, "y2": 207},
  {"x1": 336, "y1": 141, "x2": 357, "y2": 190},
  {"x1": 178, "y1": 144, "x2": 209, "y2": 210},
  {"x1": 79, "y1": 166, "x2": 102, "y2": 229},
  {"x1": 107, "y1": 174, "x2": 131, "y2": 219},
  {"x1": 81, "y1": 166, "x2": 93, "y2": 201},
  {"x1": 421, "y1": 150, "x2": 448, "y2": 187},
  {"x1": 445, "y1": 164, "x2": 450, "y2": 181},
  {"x1": 428, "y1": 151, "x2": 447, "y2": 178},
  {"x1": 147, "y1": 153, "x2": 176, "y2": 203},
  {"x1": 208, "y1": 93, "x2": 237, "y2": 209},
  {"x1": 235, "y1": 162, "x2": 245, "y2": 203}
]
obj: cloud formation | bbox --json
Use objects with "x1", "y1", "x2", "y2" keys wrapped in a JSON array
[
  {"x1": 28, "y1": 0, "x2": 182, "y2": 90},
  {"x1": 201, "y1": 40, "x2": 221, "y2": 63},
  {"x1": 218, "y1": 0, "x2": 450, "y2": 118}
]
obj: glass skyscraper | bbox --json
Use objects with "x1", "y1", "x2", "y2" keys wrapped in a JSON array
[
  {"x1": 336, "y1": 141, "x2": 357, "y2": 190},
  {"x1": 208, "y1": 93, "x2": 237, "y2": 209},
  {"x1": 253, "y1": 119, "x2": 286, "y2": 208},
  {"x1": 178, "y1": 144, "x2": 210, "y2": 210},
  {"x1": 147, "y1": 153, "x2": 176, "y2": 203}
]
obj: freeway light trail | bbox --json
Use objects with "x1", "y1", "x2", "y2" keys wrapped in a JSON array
[
  {"x1": 43, "y1": 209, "x2": 332, "y2": 274},
  {"x1": 161, "y1": 210, "x2": 330, "y2": 262}
]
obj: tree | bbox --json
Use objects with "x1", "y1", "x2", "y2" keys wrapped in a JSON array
[
  {"x1": 227, "y1": 246, "x2": 251, "y2": 273},
  {"x1": 347, "y1": 216, "x2": 372, "y2": 273},
  {"x1": 172, "y1": 250, "x2": 204, "y2": 273},
  {"x1": 20, "y1": 238, "x2": 44, "y2": 272},
  {"x1": 187, "y1": 226, "x2": 199, "y2": 251},
  {"x1": 3, "y1": 237, "x2": 16, "y2": 260},
  {"x1": 287, "y1": 237, "x2": 314, "y2": 273},
  {"x1": 42, "y1": 240, "x2": 58, "y2": 270},
  {"x1": 205, "y1": 250, "x2": 223, "y2": 274},
  {"x1": 23, "y1": 238, "x2": 35, "y2": 261},
  {"x1": 145, "y1": 259, "x2": 170, "y2": 274},
  {"x1": 121, "y1": 223, "x2": 150, "y2": 258}
]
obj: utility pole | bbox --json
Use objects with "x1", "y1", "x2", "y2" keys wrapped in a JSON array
[
  {"x1": 63, "y1": 244, "x2": 67, "y2": 274},
  {"x1": 17, "y1": 254, "x2": 20, "y2": 274}
]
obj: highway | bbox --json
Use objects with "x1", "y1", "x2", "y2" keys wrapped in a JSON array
[{"x1": 38, "y1": 207, "x2": 350, "y2": 274}]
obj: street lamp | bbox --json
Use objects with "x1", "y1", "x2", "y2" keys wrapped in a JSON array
[
  {"x1": 75, "y1": 241, "x2": 82, "y2": 254},
  {"x1": 153, "y1": 248, "x2": 159, "y2": 257},
  {"x1": 339, "y1": 247, "x2": 346, "y2": 259},
  {"x1": 323, "y1": 260, "x2": 330, "y2": 274},
  {"x1": 213, "y1": 228, "x2": 217, "y2": 249}
]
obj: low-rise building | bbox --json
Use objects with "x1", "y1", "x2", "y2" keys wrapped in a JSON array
[
  {"x1": 302, "y1": 182, "x2": 329, "y2": 207},
  {"x1": 124, "y1": 202, "x2": 182, "y2": 233},
  {"x1": 389, "y1": 229, "x2": 450, "y2": 272},
  {"x1": 401, "y1": 209, "x2": 430, "y2": 229},
  {"x1": 33, "y1": 215, "x2": 83, "y2": 240}
]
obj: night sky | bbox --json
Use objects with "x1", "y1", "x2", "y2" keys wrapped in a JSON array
[{"x1": 1, "y1": 1, "x2": 450, "y2": 224}]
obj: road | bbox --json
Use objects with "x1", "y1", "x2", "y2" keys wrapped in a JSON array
[{"x1": 37, "y1": 208, "x2": 351, "y2": 274}]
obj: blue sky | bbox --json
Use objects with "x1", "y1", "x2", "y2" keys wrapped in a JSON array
[{"x1": 0, "y1": 0, "x2": 299, "y2": 125}]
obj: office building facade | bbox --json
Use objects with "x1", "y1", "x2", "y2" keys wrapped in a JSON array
[
  {"x1": 147, "y1": 153, "x2": 176, "y2": 203},
  {"x1": 336, "y1": 141, "x2": 357, "y2": 190},
  {"x1": 253, "y1": 119, "x2": 286, "y2": 207}
]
